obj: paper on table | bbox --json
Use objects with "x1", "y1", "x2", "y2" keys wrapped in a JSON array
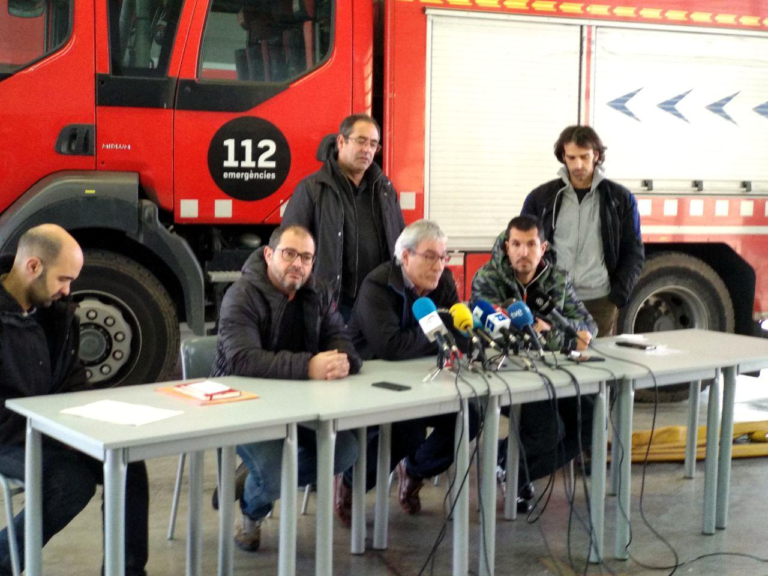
[{"x1": 60, "y1": 400, "x2": 183, "y2": 426}]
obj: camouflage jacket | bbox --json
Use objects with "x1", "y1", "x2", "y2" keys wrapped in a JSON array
[{"x1": 470, "y1": 232, "x2": 598, "y2": 350}]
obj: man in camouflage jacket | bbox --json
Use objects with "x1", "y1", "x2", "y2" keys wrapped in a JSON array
[{"x1": 471, "y1": 214, "x2": 597, "y2": 351}]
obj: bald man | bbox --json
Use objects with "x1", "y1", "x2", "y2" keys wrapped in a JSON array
[{"x1": 0, "y1": 225, "x2": 149, "y2": 576}]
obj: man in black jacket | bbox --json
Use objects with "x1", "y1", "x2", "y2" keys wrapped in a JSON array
[
  {"x1": 522, "y1": 125, "x2": 644, "y2": 336},
  {"x1": 211, "y1": 224, "x2": 362, "y2": 551},
  {"x1": 282, "y1": 113, "x2": 406, "y2": 321},
  {"x1": 0, "y1": 225, "x2": 148, "y2": 576},
  {"x1": 336, "y1": 220, "x2": 476, "y2": 523}
]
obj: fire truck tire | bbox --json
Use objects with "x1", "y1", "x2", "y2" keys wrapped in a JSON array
[
  {"x1": 72, "y1": 250, "x2": 180, "y2": 388},
  {"x1": 618, "y1": 252, "x2": 735, "y2": 403}
]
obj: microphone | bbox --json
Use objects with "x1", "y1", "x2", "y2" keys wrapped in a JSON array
[
  {"x1": 412, "y1": 297, "x2": 453, "y2": 357},
  {"x1": 472, "y1": 316, "x2": 504, "y2": 350},
  {"x1": 527, "y1": 289, "x2": 579, "y2": 338},
  {"x1": 507, "y1": 301, "x2": 544, "y2": 352},
  {"x1": 450, "y1": 303, "x2": 500, "y2": 352},
  {"x1": 472, "y1": 299, "x2": 519, "y2": 349}
]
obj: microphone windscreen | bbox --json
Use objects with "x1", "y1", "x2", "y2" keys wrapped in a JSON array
[
  {"x1": 507, "y1": 301, "x2": 535, "y2": 329},
  {"x1": 449, "y1": 303, "x2": 475, "y2": 333},
  {"x1": 412, "y1": 297, "x2": 437, "y2": 321}
]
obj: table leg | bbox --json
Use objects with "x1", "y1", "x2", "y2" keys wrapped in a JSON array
[
  {"x1": 24, "y1": 420, "x2": 43, "y2": 576},
  {"x1": 373, "y1": 423, "x2": 392, "y2": 550},
  {"x1": 316, "y1": 420, "x2": 336, "y2": 576},
  {"x1": 609, "y1": 385, "x2": 619, "y2": 497},
  {"x1": 104, "y1": 449, "x2": 127, "y2": 576},
  {"x1": 479, "y1": 396, "x2": 500, "y2": 576},
  {"x1": 351, "y1": 426, "x2": 367, "y2": 554},
  {"x1": 716, "y1": 367, "x2": 737, "y2": 530},
  {"x1": 453, "y1": 399, "x2": 470, "y2": 576},
  {"x1": 614, "y1": 378, "x2": 633, "y2": 560},
  {"x1": 703, "y1": 368, "x2": 722, "y2": 535},
  {"x1": 218, "y1": 447, "x2": 235, "y2": 576},
  {"x1": 503, "y1": 405, "x2": 521, "y2": 521},
  {"x1": 589, "y1": 381, "x2": 607, "y2": 564},
  {"x1": 684, "y1": 380, "x2": 702, "y2": 479},
  {"x1": 187, "y1": 451, "x2": 204, "y2": 576},
  {"x1": 279, "y1": 424, "x2": 298, "y2": 576}
]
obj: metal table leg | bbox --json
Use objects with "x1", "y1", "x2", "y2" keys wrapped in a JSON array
[
  {"x1": 218, "y1": 447, "x2": 235, "y2": 576},
  {"x1": 703, "y1": 368, "x2": 722, "y2": 535},
  {"x1": 373, "y1": 423, "x2": 392, "y2": 550},
  {"x1": 187, "y1": 451, "x2": 204, "y2": 576},
  {"x1": 453, "y1": 400, "x2": 470, "y2": 576},
  {"x1": 503, "y1": 405, "x2": 521, "y2": 520},
  {"x1": 684, "y1": 380, "x2": 702, "y2": 479},
  {"x1": 716, "y1": 367, "x2": 737, "y2": 530},
  {"x1": 351, "y1": 427, "x2": 367, "y2": 554},
  {"x1": 316, "y1": 420, "x2": 336, "y2": 576},
  {"x1": 104, "y1": 449, "x2": 127, "y2": 576},
  {"x1": 614, "y1": 378, "x2": 633, "y2": 560},
  {"x1": 279, "y1": 424, "x2": 298, "y2": 576},
  {"x1": 479, "y1": 396, "x2": 500, "y2": 576},
  {"x1": 24, "y1": 420, "x2": 43, "y2": 576},
  {"x1": 609, "y1": 384, "x2": 619, "y2": 497},
  {"x1": 589, "y1": 381, "x2": 607, "y2": 564}
]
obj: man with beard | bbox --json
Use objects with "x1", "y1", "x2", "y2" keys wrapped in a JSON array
[
  {"x1": 210, "y1": 224, "x2": 362, "y2": 552},
  {"x1": 0, "y1": 224, "x2": 149, "y2": 576},
  {"x1": 282, "y1": 113, "x2": 405, "y2": 322}
]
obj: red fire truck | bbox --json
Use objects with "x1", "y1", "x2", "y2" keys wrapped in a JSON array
[{"x1": 1, "y1": 0, "x2": 767, "y2": 391}]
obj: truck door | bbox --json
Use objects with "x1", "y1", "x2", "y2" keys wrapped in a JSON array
[
  {"x1": 0, "y1": 0, "x2": 95, "y2": 212},
  {"x1": 173, "y1": 0, "x2": 353, "y2": 226}
]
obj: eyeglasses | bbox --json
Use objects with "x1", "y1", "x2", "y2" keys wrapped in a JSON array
[
  {"x1": 410, "y1": 250, "x2": 449, "y2": 265},
  {"x1": 277, "y1": 247, "x2": 315, "y2": 265},
  {"x1": 344, "y1": 136, "x2": 382, "y2": 153}
]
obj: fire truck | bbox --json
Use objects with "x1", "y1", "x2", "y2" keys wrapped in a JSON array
[{"x1": 1, "y1": 0, "x2": 767, "y2": 395}]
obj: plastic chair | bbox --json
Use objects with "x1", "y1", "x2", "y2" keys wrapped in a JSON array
[
  {"x1": 167, "y1": 336, "x2": 219, "y2": 540},
  {"x1": 0, "y1": 472, "x2": 24, "y2": 576}
]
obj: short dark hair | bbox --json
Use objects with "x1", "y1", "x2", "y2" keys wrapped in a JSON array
[
  {"x1": 506, "y1": 215, "x2": 545, "y2": 243},
  {"x1": 17, "y1": 227, "x2": 63, "y2": 265},
  {"x1": 554, "y1": 125, "x2": 606, "y2": 166},
  {"x1": 268, "y1": 224, "x2": 314, "y2": 250},
  {"x1": 339, "y1": 113, "x2": 380, "y2": 139}
]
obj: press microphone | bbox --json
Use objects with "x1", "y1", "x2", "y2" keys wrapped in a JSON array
[
  {"x1": 472, "y1": 299, "x2": 518, "y2": 349},
  {"x1": 413, "y1": 297, "x2": 453, "y2": 357},
  {"x1": 507, "y1": 301, "x2": 544, "y2": 352},
  {"x1": 527, "y1": 289, "x2": 579, "y2": 338},
  {"x1": 449, "y1": 303, "x2": 500, "y2": 352}
]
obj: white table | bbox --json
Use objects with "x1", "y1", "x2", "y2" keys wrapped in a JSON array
[{"x1": 7, "y1": 378, "x2": 318, "y2": 576}]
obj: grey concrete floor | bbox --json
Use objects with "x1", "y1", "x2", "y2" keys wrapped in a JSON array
[{"x1": 4, "y1": 328, "x2": 768, "y2": 575}]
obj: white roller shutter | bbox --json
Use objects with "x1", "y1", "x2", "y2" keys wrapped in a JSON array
[
  {"x1": 426, "y1": 13, "x2": 581, "y2": 250},
  {"x1": 593, "y1": 27, "x2": 768, "y2": 190}
]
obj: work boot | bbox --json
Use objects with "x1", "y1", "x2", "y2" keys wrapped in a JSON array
[
  {"x1": 234, "y1": 512, "x2": 262, "y2": 552},
  {"x1": 213, "y1": 462, "x2": 248, "y2": 510},
  {"x1": 396, "y1": 460, "x2": 424, "y2": 515},
  {"x1": 334, "y1": 475, "x2": 352, "y2": 528}
]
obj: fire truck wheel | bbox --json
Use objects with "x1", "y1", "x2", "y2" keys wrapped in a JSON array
[
  {"x1": 618, "y1": 252, "x2": 735, "y2": 403},
  {"x1": 72, "y1": 250, "x2": 180, "y2": 388}
]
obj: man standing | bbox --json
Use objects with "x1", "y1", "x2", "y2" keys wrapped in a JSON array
[
  {"x1": 211, "y1": 224, "x2": 362, "y2": 551},
  {"x1": 336, "y1": 220, "x2": 476, "y2": 523},
  {"x1": 522, "y1": 125, "x2": 644, "y2": 336},
  {"x1": 282, "y1": 113, "x2": 405, "y2": 321},
  {"x1": 0, "y1": 225, "x2": 148, "y2": 576},
  {"x1": 471, "y1": 215, "x2": 597, "y2": 494}
]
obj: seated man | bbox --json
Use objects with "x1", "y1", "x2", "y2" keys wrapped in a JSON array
[
  {"x1": 471, "y1": 214, "x2": 598, "y2": 490},
  {"x1": 0, "y1": 225, "x2": 148, "y2": 576},
  {"x1": 211, "y1": 224, "x2": 362, "y2": 552},
  {"x1": 337, "y1": 219, "x2": 477, "y2": 523}
]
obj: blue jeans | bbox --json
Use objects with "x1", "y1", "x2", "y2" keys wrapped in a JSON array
[
  {"x1": 237, "y1": 427, "x2": 358, "y2": 521},
  {"x1": 0, "y1": 444, "x2": 148, "y2": 576}
]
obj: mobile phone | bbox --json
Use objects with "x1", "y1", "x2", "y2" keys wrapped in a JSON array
[
  {"x1": 616, "y1": 341, "x2": 657, "y2": 351},
  {"x1": 372, "y1": 381, "x2": 411, "y2": 392},
  {"x1": 567, "y1": 352, "x2": 606, "y2": 363}
]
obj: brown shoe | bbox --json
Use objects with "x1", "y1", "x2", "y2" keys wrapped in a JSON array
[
  {"x1": 396, "y1": 460, "x2": 424, "y2": 515},
  {"x1": 213, "y1": 462, "x2": 248, "y2": 510},
  {"x1": 233, "y1": 512, "x2": 261, "y2": 552},
  {"x1": 333, "y1": 475, "x2": 352, "y2": 528}
]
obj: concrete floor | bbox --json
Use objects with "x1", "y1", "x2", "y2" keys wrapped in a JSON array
[{"x1": 4, "y1": 330, "x2": 768, "y2": 575}]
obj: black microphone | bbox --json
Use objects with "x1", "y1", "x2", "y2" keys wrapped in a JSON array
[{"x1": 527, "y1": 289, "x2": 580, "y2": 338}]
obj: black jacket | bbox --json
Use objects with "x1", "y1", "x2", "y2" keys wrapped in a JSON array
[
  {"x1": 348, "y1": 260, "x2": 460, "y2": 361},
  {"x1": 211, "y1": 247, "x2": 362, "y2": 379},
  {"x1": 0, "y1": 255, "x2": 88, "y2": 446},
  {"x1": 281, "y1": 135, "x2": 406, "y2": 304},
  {"x1": 522, "y1": 177, "x2": 644, "y2": 307}
]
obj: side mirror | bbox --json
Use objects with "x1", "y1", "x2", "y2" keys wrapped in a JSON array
[{"x1": 8, "y1": 0, "x2": 45, "y2": 18}]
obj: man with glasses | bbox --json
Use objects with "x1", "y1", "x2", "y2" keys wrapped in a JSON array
[
  {"x1": 282, "y1": 113, "x2": 405, "y2": 322},
  {"x1": 211, "y1": 224, "x2": 362, "y2": 552},
  {"x1": 333, "y1": 220, "x2": 477, "y2": 524}
]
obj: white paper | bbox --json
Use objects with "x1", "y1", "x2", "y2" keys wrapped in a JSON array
[{"x1": 60, "y1": 400, "x2": 183, "y2": 426}]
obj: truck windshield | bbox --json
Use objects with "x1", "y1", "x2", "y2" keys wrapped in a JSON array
[
  {"x1": 199, "y1": 0, "x2": 333, "y2": 83},
  {"x1": 0, "y1": 0, "x2": 71, "y2": 81}
]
